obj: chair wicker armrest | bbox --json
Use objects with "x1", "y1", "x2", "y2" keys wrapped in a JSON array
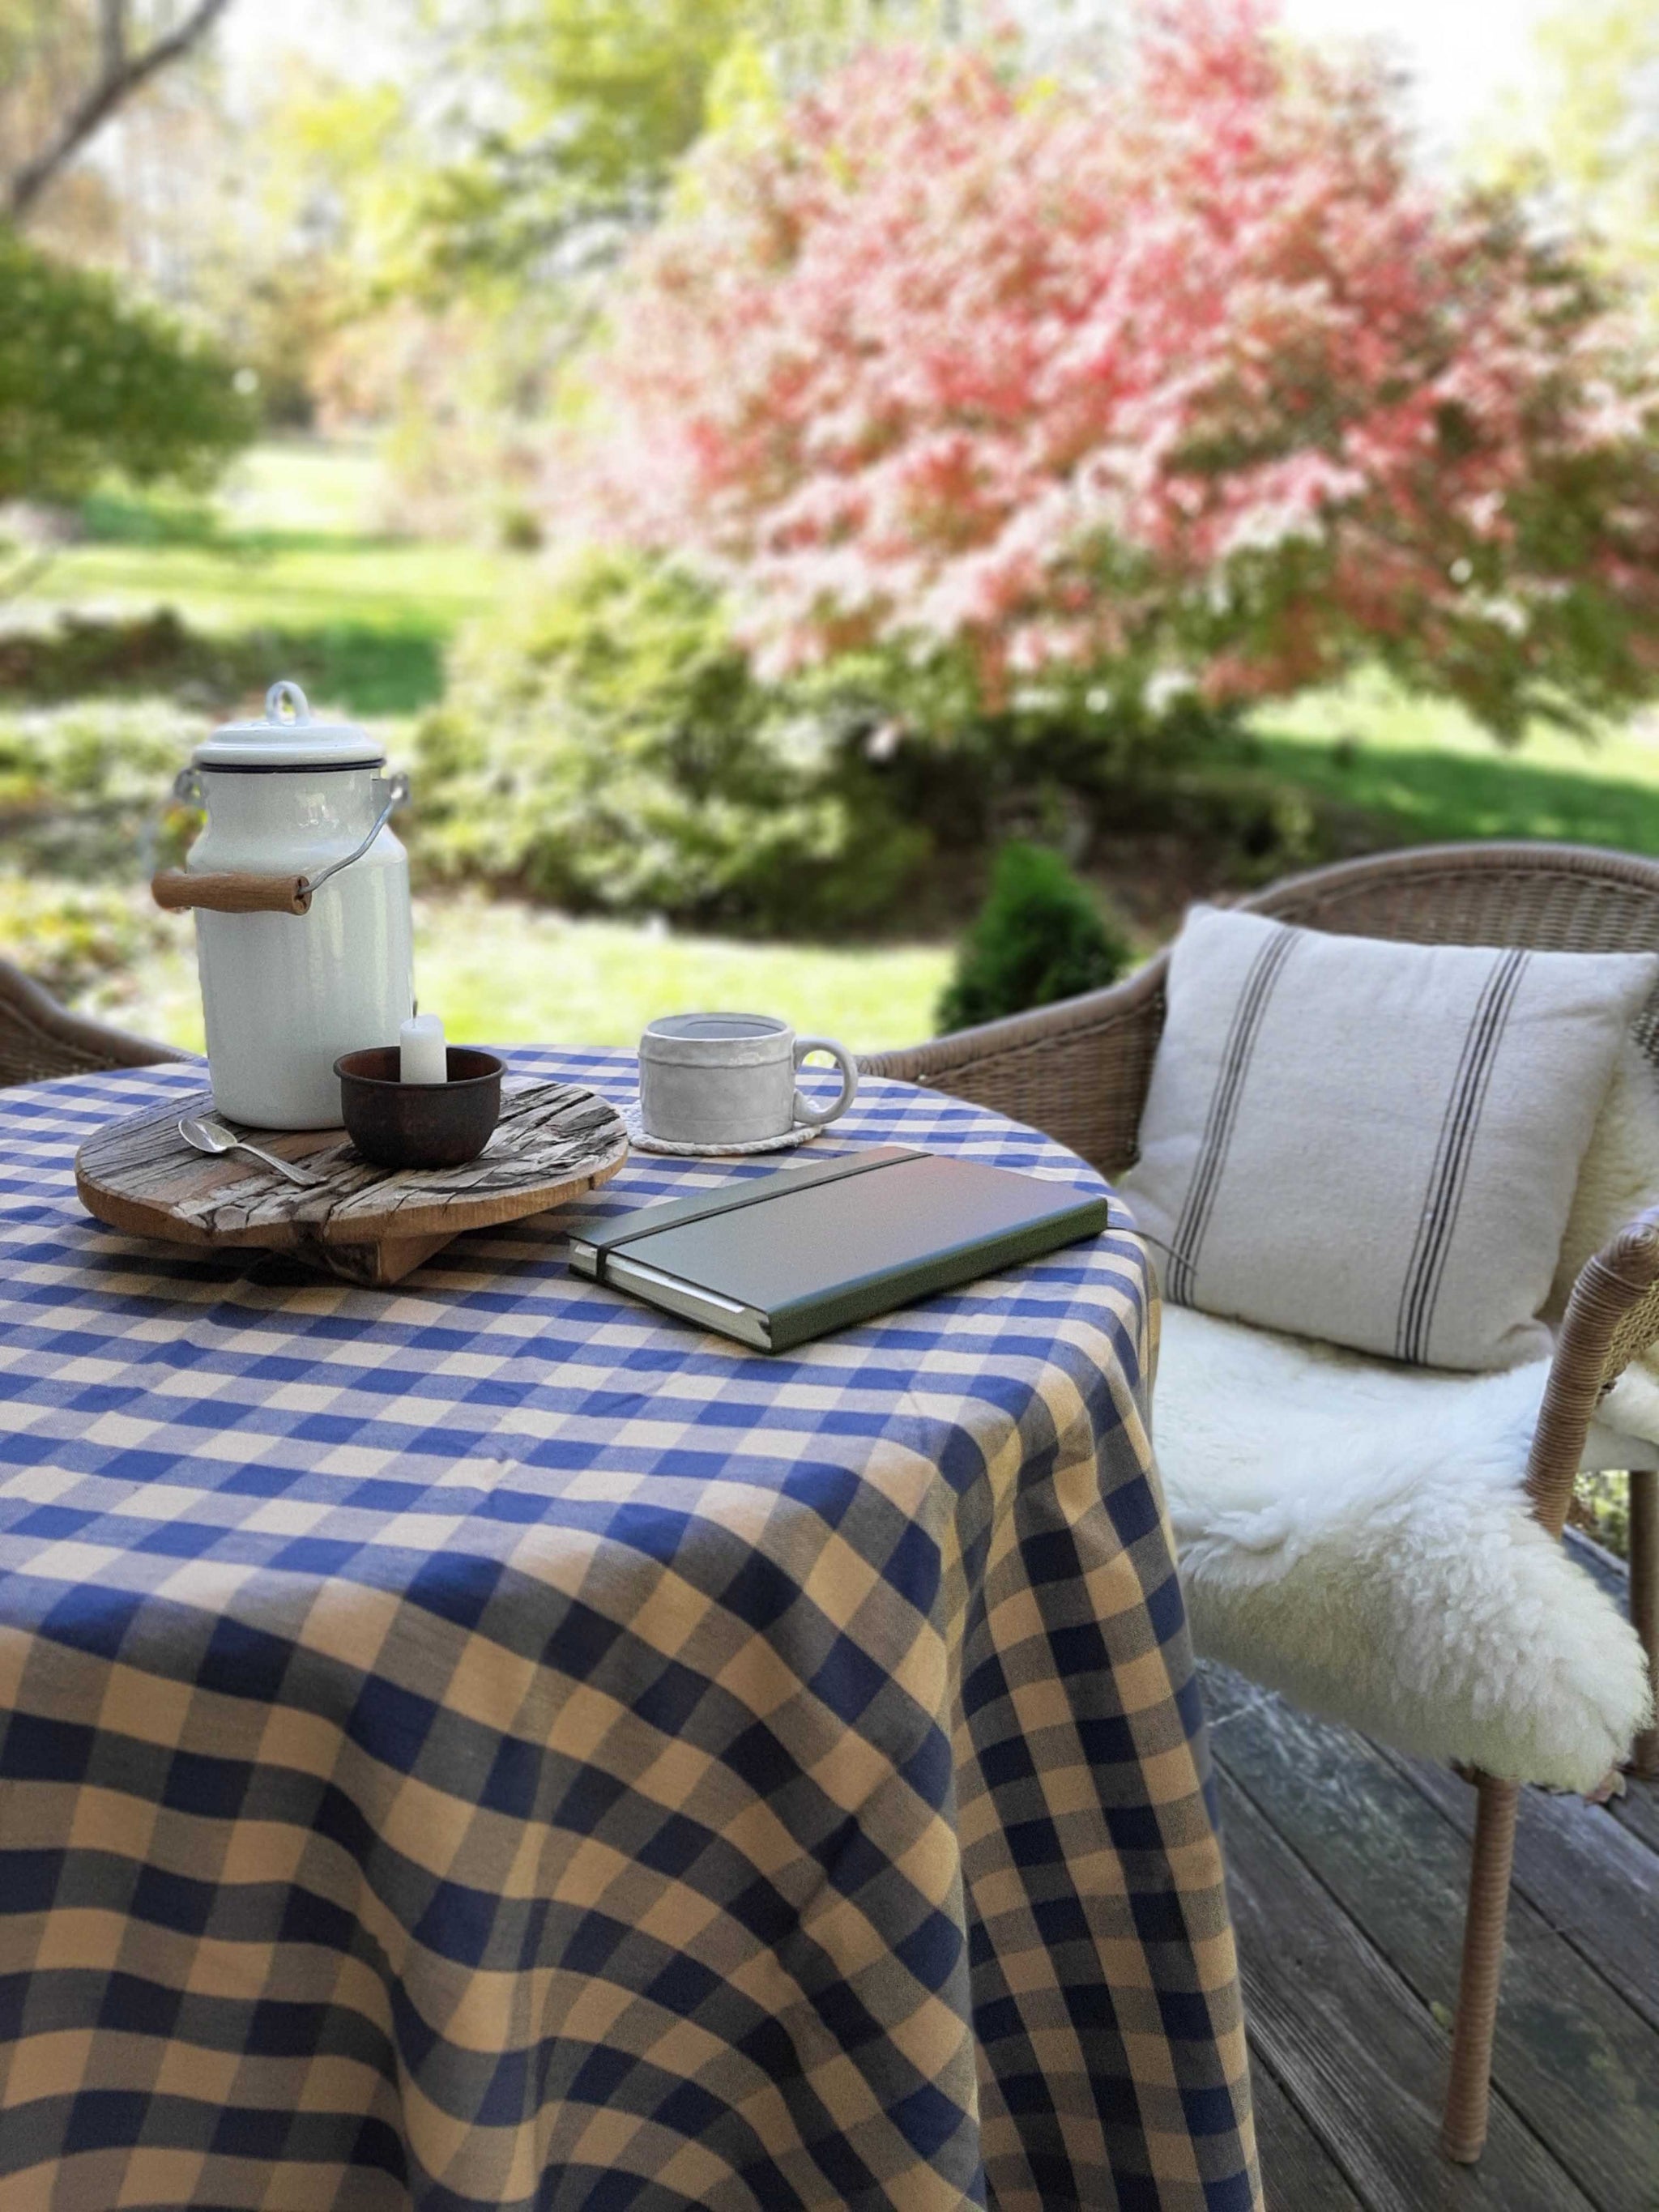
[
  {"x1": 0, "y1": 960, "x2": 188, "y2": 1089},
  {"x1": 1526, "y1": 1206, "x2": 1659, "y2": 1536},
  {"x1": 1598, "y1": 1275, "x2": 1659, "y2": 1403},
  {"x1": 859, "y1": 959, "x2": 1169, "y2": 1178}
]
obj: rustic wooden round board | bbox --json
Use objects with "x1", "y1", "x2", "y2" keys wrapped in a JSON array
[{"x1": 75, "y1": 1080, "x2": 630, "y2": 1286}]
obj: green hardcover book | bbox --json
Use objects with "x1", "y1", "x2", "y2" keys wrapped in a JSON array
[{"x1": 567, "y1": 1146, "x2": 1111, "y2": 1352}]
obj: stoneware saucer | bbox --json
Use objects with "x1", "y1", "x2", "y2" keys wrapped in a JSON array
[{"x1": 622, "y1": 1106, "x2": 817, "y2": 1158}]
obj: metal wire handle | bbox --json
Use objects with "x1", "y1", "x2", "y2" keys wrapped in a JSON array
[
  {"x1": 303, "y1": 772, "x2": 410, "y2": 896},
  {"x1": 151, "y1": 771, "x2": 411, "y2": 917}
]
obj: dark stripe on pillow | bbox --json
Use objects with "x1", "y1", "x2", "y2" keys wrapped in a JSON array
[
  {"x1": 1166, "y1": 925, "x2": 1298, "y2": 1306},
  {"x1": 1394, "y1": 947, "x2": 1529, "y2": 1365}
]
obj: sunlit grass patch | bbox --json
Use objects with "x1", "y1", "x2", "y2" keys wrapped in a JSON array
[
  {"x1": 6, "y1": 441, "x2": 527, "y2": 718},
  {"x1": 1251, "y1": 672, "x2": 1659, "y2": 857},
  {"x1": 70, "y1": 891, "x2": 952, "y2": 1059}
]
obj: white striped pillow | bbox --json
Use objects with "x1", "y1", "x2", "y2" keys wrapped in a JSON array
[{"x1": 1122, "y1": 906, "x2": 1659, "y2": 1370}]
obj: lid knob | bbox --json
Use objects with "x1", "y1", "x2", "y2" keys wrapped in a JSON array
[
  {"x1": 194, "y1": 676, "x2": 385, "y2": 770},
  {"x1": 266, "y1": 680, "x2": 312, "y2": 725}
]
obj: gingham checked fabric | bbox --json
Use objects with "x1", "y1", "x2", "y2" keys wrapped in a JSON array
[{"x1": 0, "y1": 1048, "x2": 1259, "y2": 2212}]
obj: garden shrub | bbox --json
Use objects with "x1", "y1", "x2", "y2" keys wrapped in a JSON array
[
  {"x1": 414, "y1": 550, "x2": 929, "y2": 931},
  {"x1": 936, "y1": 842, "x2": 1132, "y2": 1033},
  {"x1": 0, "y1": 612, "x2": 213, "y2": 701},
  {"x1": 0, "y1": 875, "x2": 172, "y2": 1005},
  {"x1": 1571, "y1": 1471, "x2": 1631, "y2": 1564},
  {"x1": 0, "y1": 701, "x2": 198, "y2": 879},
  {"x1": 0, "y1": 227, "x2": 254, "y2": 505}
]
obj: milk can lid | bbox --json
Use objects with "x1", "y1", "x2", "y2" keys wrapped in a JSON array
[{"x1": 194, "y1": 681, "x2": 385, "y2": 771}]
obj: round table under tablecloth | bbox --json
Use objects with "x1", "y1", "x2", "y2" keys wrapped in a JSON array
[{"x1": 0, "y1": 1048, "x2": 1259, "y2": 2212}]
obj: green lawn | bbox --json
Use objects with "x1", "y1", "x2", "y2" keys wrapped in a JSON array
[
  {"x1": 58, "y1": 444, "x2": 517, "y2": 633},
  {"x1": 12, "y1": 442, "x2": 526, "y2": 717},
  {"x1": 79, "y1": 895, "x2": 952, "y2": 1058},
  {"x1": 1250, "y1": 671, "x2": 1659, "y2": 855}
]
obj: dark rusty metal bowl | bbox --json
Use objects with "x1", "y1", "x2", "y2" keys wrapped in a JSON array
[{"x1": 334, "y1": 1046, "x2": 505, "y2": 1170}]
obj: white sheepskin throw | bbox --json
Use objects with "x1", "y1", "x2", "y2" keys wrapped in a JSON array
[{"x1": 1154, "y1": 1302, "x2": 1653, "y2": 1792}]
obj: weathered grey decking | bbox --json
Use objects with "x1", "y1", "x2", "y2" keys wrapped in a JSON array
[{"x1": 1205, "y1": 1543, "x2": 1659, "y2": 2211}]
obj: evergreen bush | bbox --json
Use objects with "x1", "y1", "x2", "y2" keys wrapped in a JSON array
[
  {"x1": 0, "y1": 700, "x2": 199, "y2": 879},
  {"x1": 414, "y1": 549, "x2": 929, "y2": 932},
  {"x1": 0, "y1": 876, "x2": 170, "y2": 1004},
  {"x1": 937, "y1": 842, "x2": 1132, "y2": 1034},
  {"x1": 0, "y1": 228, "x2": 254, "y2": 505}
]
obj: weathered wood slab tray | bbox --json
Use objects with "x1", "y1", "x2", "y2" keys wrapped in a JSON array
[{"x1": 75, "y1": 1080, "x2": 629, "y2": 1285}]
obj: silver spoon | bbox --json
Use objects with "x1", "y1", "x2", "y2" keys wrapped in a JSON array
[{"x1": 177, "y1": 1115, "x2": 322, "y2": 1188}]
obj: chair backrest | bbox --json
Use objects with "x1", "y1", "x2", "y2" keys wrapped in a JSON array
[
  {"x1": 0, "y1": 960, "x2": 187, "y2": 1089},
  {"x1": 1241, "y1": 844, "x2": 1659, "y2": 1069},
  {"x1": 864, "y1": 842, "x2": 1659, "y2": 1177}
]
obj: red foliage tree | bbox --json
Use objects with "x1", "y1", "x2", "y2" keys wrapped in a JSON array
[{"x1": 571, "y1": 1, "x2": 1659, "y2": 739}]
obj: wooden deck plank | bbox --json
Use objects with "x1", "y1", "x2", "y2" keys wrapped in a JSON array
[
  {"x1": 1247, "y1": 2051, "x2": 1365, "y2": 2212},
  {"x1": 1393, "y1": 1750, "x2": 1659, "y2": 2035},
  {"x1": 1559, "y1": 1530, "x2": 1659, "y2": 1851},
  {"x1": 1216, "y1": 1769, "x2": 1595, "y2": 2212},
  {"x1": 1203, "y1": 1665, "x2": 1659, "y2": 2212},
  {"x1": 1563, "y1": 1528, "x2": 1630, "y2": 1606},
  {"x1": 1607, "y1": 1772, "x2": 1659, "y2": 1858}
]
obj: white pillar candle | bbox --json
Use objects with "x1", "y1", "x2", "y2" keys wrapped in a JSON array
[{"x1": 400, "y1": 1014, "x2": 447, "y2": 1085}]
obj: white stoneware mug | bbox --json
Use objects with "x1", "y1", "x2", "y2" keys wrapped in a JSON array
[{"x1": 638, "y1": 1013, "x2": 858, "y2": 1147}]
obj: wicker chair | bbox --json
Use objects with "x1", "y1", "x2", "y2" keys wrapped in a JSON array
[
  {"x1": 0, "y1": 959, "x2": 187, "y2": 1089},
  {"x1": 865, "y1": 840, "x2": 1659, "y2": 2165}
]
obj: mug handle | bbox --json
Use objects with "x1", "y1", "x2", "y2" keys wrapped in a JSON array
[{"x1": 792, "y1": 1037, "x2": 859, "y2": 1128}]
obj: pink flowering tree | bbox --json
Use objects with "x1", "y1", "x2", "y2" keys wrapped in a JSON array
[{"x1": 569, "y1": 1, "x2": 1659, "y2": 741}]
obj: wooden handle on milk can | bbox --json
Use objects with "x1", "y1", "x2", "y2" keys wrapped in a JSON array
[{"x1": 151, "y1": 870, "x2": 313, "y2": 916}]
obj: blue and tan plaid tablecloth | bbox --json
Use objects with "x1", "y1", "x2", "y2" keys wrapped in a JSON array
[{"x1": 0, "y1": 1048, "x2": 1258, "y2": 2212}]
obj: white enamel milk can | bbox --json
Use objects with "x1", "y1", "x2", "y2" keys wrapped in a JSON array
[{"x1": 151, "y1": 682, "x2": 415, "y2": 1130}]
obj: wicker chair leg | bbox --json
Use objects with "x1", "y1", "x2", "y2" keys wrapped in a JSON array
[
  {"x1": 1441, "y1": 1774, "x2": 1520, "y2": 2165},
  {"x1": 1632, "y1": 1468, "x2": 1657, "y2": 1783}
]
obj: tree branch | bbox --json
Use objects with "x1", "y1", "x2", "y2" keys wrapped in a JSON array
[
  {"x1": 6, "y1": 0, "x2": 236, "y2": 223},
  {"x1": 100, "y1": 0, "x2": 129, "y2": 79}
]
